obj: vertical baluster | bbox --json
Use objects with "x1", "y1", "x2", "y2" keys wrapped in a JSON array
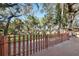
[
  {"x1": 47, "y1": 34, "x2": 48, "y2": 48},
  {"x1": 38, "y1": 32, "x2": 39, "y2": 51},
  {"x1": 32, "y1": 33, "x2": 33, "y2": 54},
  {"x1": 38, "y1": 33, "x2": 39, "y2": 51},
  {"x1": 65, "y1": 33, "x2": 66, "y2": 40},
  {"x1": 30, "y1": 33, "x2": 32, "y2": 55},
  {"x1": 59, "y1": 33, "x2": 61, "y2": 43},
  {"x1": 8, "y1": 34, "x2": 11, "y2": 55},
  {"x1": 45, "y1": 34, "x2": 48, "y2": 48},
  {"x1": 67, "y1": 32, "x2": 69, "y2": 40},
  {"x1": 37, "y1": 32, "x2": 39, "y2": 52},
  {"x1": 39, "y1": 33, "x2": 40, "y2": 51},
  {"x1": 31, "y1": 33, "x2": 33, "y2": 54},
  {"x1": 43, "y1": 33, "x2": 45, "y2": 49},
  {"x1": 35, "y1": 32, "x2": 36, "y2": 53},
  {"x1": 22, "y1": 35, "x2": 25, "y2": 56},
  {"x1": 36, "y1": 32, "x2": 37, "y2": 52},
  {"x1": 42, "y1": 34, "x2": 43, "y2": 50},
  {"x1": 62, "y1": 33, "x2": 63, "y2": 42},
  {"x1": 26, "y1": 34, "x2": 29, "y2": 56},
  {"x1": 44, "y1": 33, "x2": 45, "y2": 49},
  {"x1": 42, "y1": 34, "x2": 43, "y2": 49},
  {"x1": 64, "y1": 33, "x2": 65, "y2": 40},
  {"x1": 42, "y1": 34, "x2": 44, "y2": 49},
  {"x1": 58, "y1": 33, "x2": 60, "y2": 43},
  {"x1": 66, "y1": 33, "x2": 68, "y2": 40},
  {"x1": 41, "y1": 33, "x2": 42, "y2": 50},
  {"x1": 40, "y1": 33, "x2": 41, "y2": 51},
  {"x1": 13, "y1": 34, "x2": 16, "y2": 56},
  {"x1": 33, "y1": 33, "x2": 35, "y2": 54},
  {"x1": 45, "y1": 34, "x2": 46, "y2": 48},
  {"x1": 18, "y1": 33, "x2": 21, "y2": 56}
]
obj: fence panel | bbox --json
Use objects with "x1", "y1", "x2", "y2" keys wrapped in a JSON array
[{"x1": 0, "y1": 32, "x2": 69, "y2": 56}]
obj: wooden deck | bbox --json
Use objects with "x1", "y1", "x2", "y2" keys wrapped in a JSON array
[{"x1": 32, "y1": 36, "x2": 79, "y2": 56}]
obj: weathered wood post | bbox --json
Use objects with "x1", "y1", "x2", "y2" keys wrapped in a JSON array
[
  {"x1": 0, "y1": 35, "x2": 8, "y2": 56},
  {"x1": 36, "y1": 31, "x2": 38, "y2": 52},
  {"x1": 26, "y1": 33, "x2": 29, "y2": 56},
  {"x1": 45, "y1": 33, "x2": 48, "y2": 48},
  {"x1": 30, "y1": 32, "x2": 32, "y2": 55}
]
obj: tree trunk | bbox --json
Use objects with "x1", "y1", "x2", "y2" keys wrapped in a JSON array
[
  {"x1": 68, "y1": 13, "x2": 74, "y2": 30},
  {"x1": 4, "y1": 19, "x2": 11, "y2": 36}
]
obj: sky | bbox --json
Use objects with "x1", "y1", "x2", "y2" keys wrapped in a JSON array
[
  {"x1": 18, "y1": 4, "x2": 45, "y2": 20},
  {"x1": 32, "y1": 4, "x2": 46, "y2": 18}
]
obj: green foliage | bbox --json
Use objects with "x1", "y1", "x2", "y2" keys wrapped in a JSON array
[
  {"x1": 8, "y1": 18, "x2": 24, "y2": 34},
  {"x1": 24, "y1": 15, "x2": 39, "y2": 31},
  {"x1": 54, "y1": 4, "x2": 61, "y2": 25},
  {"x1": 1, "y1": 3, "x2": 79, "y2": 35},
  {"x1": 27, "y1": 15, "x2": 39, "y2": 25},
  {"x1": 54, "y1": 4, "x2": 68, "y2": 29},
  {"x1": 62, "y1": 5, "x2": 68, "y2": 27}
]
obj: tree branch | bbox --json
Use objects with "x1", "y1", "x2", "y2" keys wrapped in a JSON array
[{"x1": 0, "y1": 3, "x2": 18, "y2": 8}]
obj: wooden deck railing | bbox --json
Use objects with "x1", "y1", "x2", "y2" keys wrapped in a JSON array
[{"x1": 0, "y1": 32, "x2": 69, "y2": 56}]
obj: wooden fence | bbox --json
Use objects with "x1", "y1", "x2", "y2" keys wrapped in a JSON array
[
  {"x1": 48, "y1": 32, "x2": 69, "y2": 47},
  {"x1": 0, "y1": 32, "x2": 69, "y2": 56}
]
